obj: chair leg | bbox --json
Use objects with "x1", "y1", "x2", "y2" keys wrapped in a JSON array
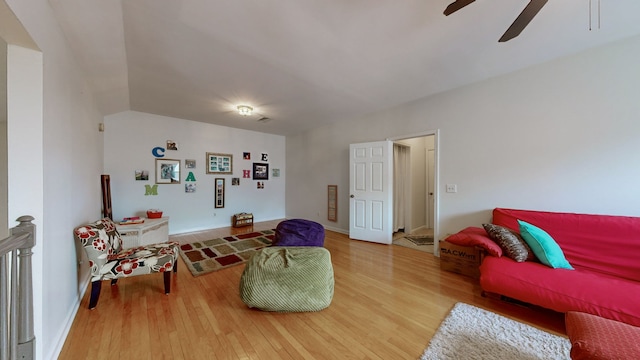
[
  {"x1": 111, "y1": 279, "x2": 118, "y2": 285},
  {"x1": 173, "y1": 260, "x2": 178, "y2": 273},
  {"x1": 164, "y1": 271, "x2": 171, "y2": 294},
  {"x1": 89, "y1": 280, "x2": 102, "y2": 309}
]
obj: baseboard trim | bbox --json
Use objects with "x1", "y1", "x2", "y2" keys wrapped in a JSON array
[
  {"x1": 324, "y1": 225, "x2": 348, "y2": 235},
  {"x1": 48, "y1": 275, "x2": 90, "y2": 359}
]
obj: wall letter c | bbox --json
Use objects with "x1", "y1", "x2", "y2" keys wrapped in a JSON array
[{"x1": 152, "y1": 147, "x2": 165, "y2": 158}]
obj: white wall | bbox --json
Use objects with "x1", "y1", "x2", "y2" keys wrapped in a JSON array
[
  {"x1": 104, "y1": 111, "x2": 286, "y2": 235},
  {"x1": 286, "y1": 34, "x2": 640, "y2": 242},
  {"x1": 0, "y1": 38, "x2": 7, "y2": 236},
  {"x1": 6, "y1": 43, "x2": 44, "y2": 359},
  {"x1": 7, "y1": 1, "x2": 105, "y2": 359}
]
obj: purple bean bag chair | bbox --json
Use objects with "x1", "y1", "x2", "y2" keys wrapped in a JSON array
[{"x1": 274, "y1": 219, "x2": 325, "y2": 246}]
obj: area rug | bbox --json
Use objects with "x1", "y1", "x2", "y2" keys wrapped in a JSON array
[
  {"x1": 405, "y1": 235, "x2": 434, "y2": 246},
  {"x1": 393, "y1": 235, "x2": 433, "y2": 253},
  {"x1": 420, "y1": 303, "x2": 570, "y2": 360},
  {"x1": 179, "y1": 229, "x2": 275, "y2": 277}
]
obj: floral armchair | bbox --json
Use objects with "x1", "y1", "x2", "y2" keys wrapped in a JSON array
[{"x1": 73, "y1": 218, "x2": 179, "y2": 309}]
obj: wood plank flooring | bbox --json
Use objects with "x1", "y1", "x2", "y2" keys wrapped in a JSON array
[{"x1": 59, "y1": 220, "x2": 565, "y2": 359}]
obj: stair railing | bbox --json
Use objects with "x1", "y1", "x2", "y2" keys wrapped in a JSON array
[{"x1": 0, "y1": 215, "x2": 36, "y2": 360}]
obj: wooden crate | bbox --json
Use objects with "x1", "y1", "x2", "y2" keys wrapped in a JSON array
[
  {"x1": 439, "y1": 240, "x2": 483, "y2": 279},
  {"x1": 232, "y1": 213, "x2": 254, "y2": 228}
]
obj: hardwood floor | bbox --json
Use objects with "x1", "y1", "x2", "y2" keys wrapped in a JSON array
[{"x1": 59, "y1": 220, "x2": 565, "y2": 359}]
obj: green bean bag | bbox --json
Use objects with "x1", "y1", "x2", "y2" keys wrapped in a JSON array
[{"x1": 239, "y1": 246, "x2": 334, "y2": 312}]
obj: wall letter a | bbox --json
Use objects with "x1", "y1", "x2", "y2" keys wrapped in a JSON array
[{"x1": 145, "y1": 184, "x2": 158, "y2": 196}]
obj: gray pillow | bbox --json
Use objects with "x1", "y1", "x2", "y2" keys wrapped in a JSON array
[{"x1": 482, "y1": 223, "x2": 536, "y2": 262}]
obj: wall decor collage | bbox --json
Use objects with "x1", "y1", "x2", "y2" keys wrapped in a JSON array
[{"x1": 133, "y1": 140, "x2": 280, "y2": 208}]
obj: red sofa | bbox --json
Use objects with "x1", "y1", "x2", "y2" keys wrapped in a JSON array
[{"x1": 479, "y1": 208, "x2": 640, "y2": 327}]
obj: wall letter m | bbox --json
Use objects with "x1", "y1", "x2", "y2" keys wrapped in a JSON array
[{"x1": 145, "y1": 184, "x2": 158, "y2": 196}]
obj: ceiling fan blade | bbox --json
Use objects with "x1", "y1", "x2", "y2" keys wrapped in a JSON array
[
  {"x1": 499, "y1": 0, "x2": 548, "y2": 42},
  {"x1": 443, "y1": 0, "x2": 476, "y2": 16}
]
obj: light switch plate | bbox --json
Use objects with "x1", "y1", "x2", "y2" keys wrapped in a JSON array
[{"x1": 446, "y1": 184, "x2": 458, "y2": 193}]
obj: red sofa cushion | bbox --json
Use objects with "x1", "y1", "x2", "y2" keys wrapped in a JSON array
[
  {"x1": 443, "y1": 226, "x2": 502, "y2": 257},
  {"x1": 492, "y1": 208, "x2": 640, "y2": 282},
  {"x1": 566, "y1": 311, "x2": 640, "y2": 360},
  {"x1": 480, "y1": 256, "x2": 640, "y2": 327}
]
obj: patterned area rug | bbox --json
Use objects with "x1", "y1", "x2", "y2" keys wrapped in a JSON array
[
  {"x1": 420, "y1": 303, "x2": 570, "y2": 360},
  {"x1": 393, "y1": 234, "x2": 434, "y2": 254},
  {"x1": 179, "y1": 230, "x2": 275, "y2": 276},
  {"x1": 405, "y1": 235, "x2": 434, "y2": 246}
]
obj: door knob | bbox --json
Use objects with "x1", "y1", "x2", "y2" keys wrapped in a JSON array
[{"x1": 350, "y1": 195, "x2": 354, "y2": 198}]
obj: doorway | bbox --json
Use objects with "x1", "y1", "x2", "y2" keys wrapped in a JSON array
[{"x1": 390, "y1": 132, "x2": 438, "y2": 254}]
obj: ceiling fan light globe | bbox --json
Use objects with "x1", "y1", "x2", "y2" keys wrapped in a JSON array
[{"x1": 237, "y1": 105, "x2": 253, "y2": 116}]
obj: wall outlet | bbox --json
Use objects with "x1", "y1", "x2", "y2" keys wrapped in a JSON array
[{"x1": 446, "y1": 184, "x2": 458, "y2": 193}]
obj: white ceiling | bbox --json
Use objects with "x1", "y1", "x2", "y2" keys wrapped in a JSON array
[{"x1": 48, "y1": 0, "x2": 640, "y2": 136}]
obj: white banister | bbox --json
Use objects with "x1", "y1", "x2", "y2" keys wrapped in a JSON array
[{"x1": 0, "y1": 215, "x2": 36, "y2": 360}]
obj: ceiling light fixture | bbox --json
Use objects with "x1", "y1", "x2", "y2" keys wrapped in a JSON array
[{"x1": 237, "y1": 105, "x2": 253, "y2": 116}]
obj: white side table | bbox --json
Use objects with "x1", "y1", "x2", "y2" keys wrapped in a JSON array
[{"x1": 115, "y1": 217, "x2": 169, "y2": 248}]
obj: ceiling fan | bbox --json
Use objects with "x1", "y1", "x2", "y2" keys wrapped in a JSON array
[{"x1": 444, "y1": 0, "x2": 549, "y2": 42}]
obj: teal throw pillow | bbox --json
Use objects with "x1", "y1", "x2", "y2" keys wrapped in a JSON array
[{"x1": 517, "y1": 220, "x2": 574, "y2": 270}]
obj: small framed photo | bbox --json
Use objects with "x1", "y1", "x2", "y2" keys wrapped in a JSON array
[
  {"x1": 243, "y1": 152, "x2": 251, "y2": 160},
  {"x1": 135, "y1": 170, "x2": 149, "y2": 181},
  {"x1": 206, "y1": 152, "x2": 233, "y2": 174},
  {"x1": 166, "y1": 140, "x2": 178, "y2": 150},
  {"x1": 272, "y1": 168, "x2": 280, "y2": 177},
  {"x1": 156, "y1": 159, "x2": 180, "y2": 184},
  {"x1": 253, "y1": 163, "x2": 269, "y2": 180},
  {"x1": 185, "y1": 183, "x2": 196, "y2": 193},
  {"x1": 185, "y1": 159, "x2": 196, "y2": 168},
  {"x1": 232, "y1": 178, "x2": 240, "y2": 186},
  {"x1": 214, "y1": 178, "x2": 225, "y2": 208}
]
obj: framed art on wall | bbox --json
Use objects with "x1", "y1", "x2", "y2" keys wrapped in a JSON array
[
  {"x1": 156, "y1": 159, "x2": 180, "y2": 184},
  {"x1": 252, "y1": 162, "x2": 269, "y2": 180},
  {"x1": 214, "y1": 178, "x2": 225, "y2": 208},
  {"x1": 206, "y1": 152, "x2": 233, "y2": 174},
  {"x1": 328, "y1": 185, "x2": 337, "y2": 221}
]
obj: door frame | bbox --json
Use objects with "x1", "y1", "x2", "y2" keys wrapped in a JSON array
[{"x1": 388, "y1": 129, "x2": 440, "y2": 255}]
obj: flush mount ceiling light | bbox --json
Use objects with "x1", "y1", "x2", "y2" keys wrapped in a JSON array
[{"x1": 237, "y1": 105, "x2": 253, "y2": 116}]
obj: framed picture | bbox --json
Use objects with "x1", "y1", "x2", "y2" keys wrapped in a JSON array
[
  {"x1": 206, "y1": 152, "x2": 233, "y2": 174},
  {"x1": 156, "y1": 159, "x2": 180, "y2": 184},
  {"x1": 253, "y1": 162, "x2": 269, "y2": 180},
  {"x1": 214, "y1": 178, "x2": 225, "y2": 208},
  {"x1": 166, "y1": 140, "x2": 178, "y2": 150},
  {"x1": 135, "y1": 170, "x2": 149, "y2": 181},
  {"x1": 328, "y1": 185, "x2": 338, "y2": 222},
  {"x1": 185, "y1": 159, "x2": 196, "y2": 168}
]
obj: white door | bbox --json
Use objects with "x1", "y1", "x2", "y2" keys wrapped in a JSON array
[
  {"x1": 349, "y1": 141, "x2": 393, "y2": 244},
  {"x1": 427, "y1": 148, "x2": 435, "y2": 229}
]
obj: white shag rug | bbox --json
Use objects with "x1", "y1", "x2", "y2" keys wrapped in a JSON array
[{"x1": 420, "y1": 303, "x2": 570, "y2": 360}]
